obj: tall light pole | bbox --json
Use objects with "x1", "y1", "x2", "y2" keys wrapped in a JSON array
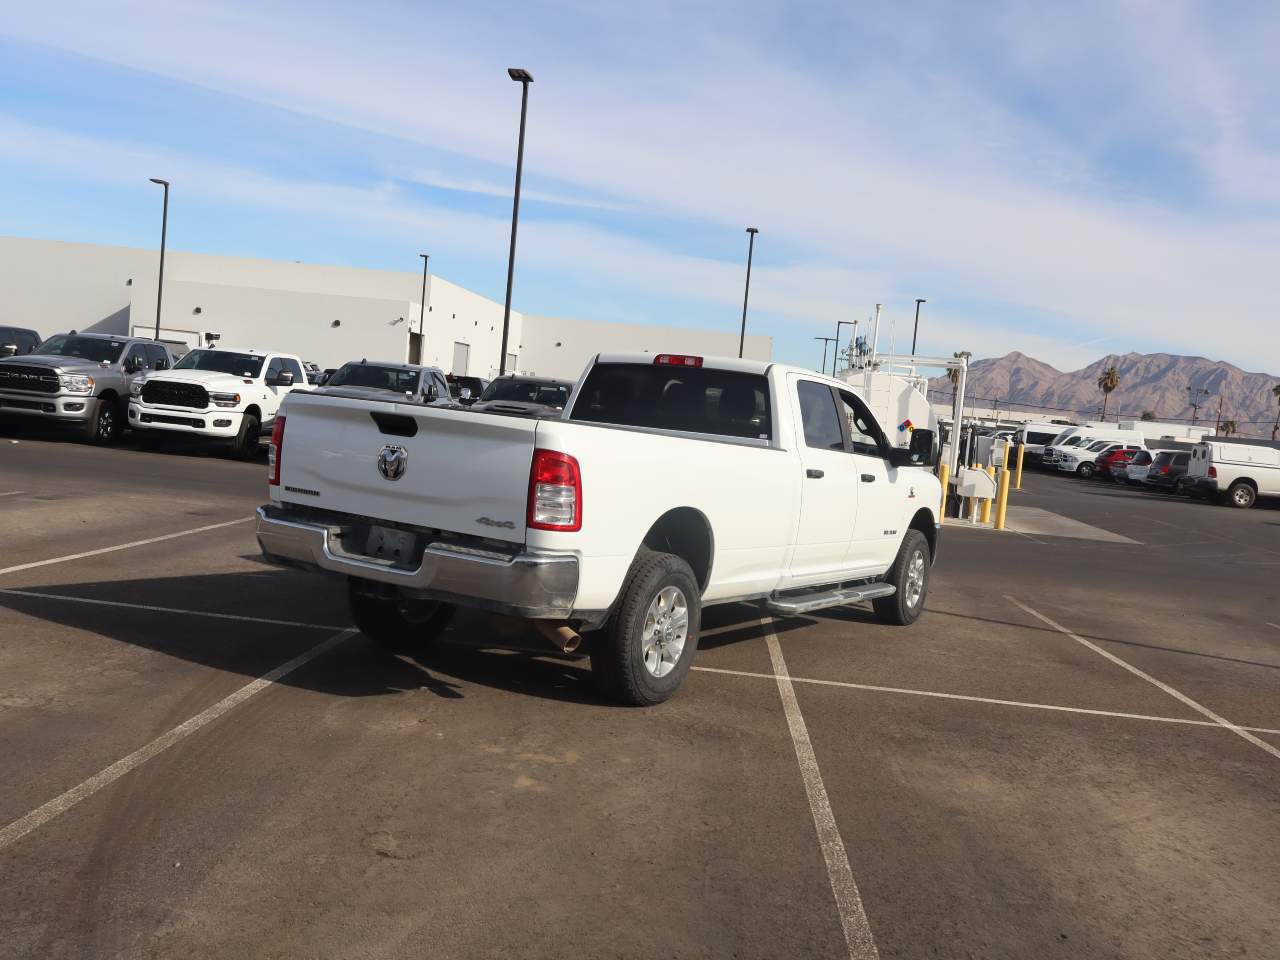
[
  {"x1": 739, "y1": 227, "x2": 759, "y2": 358},
  {"x1": 149, "y1": 178, "x2": 169, "y2": 341},
  {"x1": 417, "y1": 253, "x2": 430, "y2": 361},
  {"x1": 911, "y1": 298, "x2": 926, "y2": 355},
  {"x1": 814, "y1": 336, "x2": 836, "y2": 374},
  {"x1": 833, "y1": 320, "x2": 855, "y2": 376},
  {"x1": 1186, "y1": 385, "x2": 1210, "y2": 425},
  {"x1": 499, "y1": 68, "x2": 533, "y2": 377}
]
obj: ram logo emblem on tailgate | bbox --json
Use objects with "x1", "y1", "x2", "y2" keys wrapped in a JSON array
[
  {"x1": 377, "y1": 444, "x2": 409, "y2": 481},
  {"x1": 476, "y1": 517, "x2": 516, "y2": 529}
]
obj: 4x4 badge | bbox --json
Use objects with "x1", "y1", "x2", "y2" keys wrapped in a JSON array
[{"x1": 377, "y1": 445, "x2": 408, "y2": 481}]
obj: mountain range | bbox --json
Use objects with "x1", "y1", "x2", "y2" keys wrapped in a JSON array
[{"x1": 926, "y1": 352, "x2": 1280, "y2": 436}]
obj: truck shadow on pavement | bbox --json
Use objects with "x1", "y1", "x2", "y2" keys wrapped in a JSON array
[{"x1": 0, "y1": 577, "x2": 812, "y2": 707}]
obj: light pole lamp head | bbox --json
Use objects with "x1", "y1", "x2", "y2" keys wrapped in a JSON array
[
  {"x1": 746, "y1": 227, "x2": 759, "y2": 235},
  {"x1": 916, "y1": 298, "x2": 927, "y2": 305},
  {"x1": 508, "y1": 68, "x2": 534, "y2": 83},
  {"x1": 419, "y1": 253, "x2": 429, "y2": 264},
  {"x1": 149, "y1": 178, "x2": 169, "y2": 187}
]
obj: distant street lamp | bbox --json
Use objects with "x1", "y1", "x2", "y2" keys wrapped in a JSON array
[
  {"x1": 1186, "y1": 385, "x2": 1211, "y2": 425},
  {"x1": 833, "y1": 320, "x2": 855, "y2": 376},
  {"x1": 738, "y1": 227, "x2": 759, "y2": 358},
  {"x1": 499, "y1": 68, "x2": 533, "y2": 377},
  {"x1": 418, "y1": 253, "x2": 430, "y2": 339},
  {"x1": 149, "y1": 178, "x2": 169, "y2": 341},
  {"x1": 911, "y1": 298, "x2": 927, "y2": 355},
  {"x1": 814, "y1": 336, "x2": 836, "y2": 374}
]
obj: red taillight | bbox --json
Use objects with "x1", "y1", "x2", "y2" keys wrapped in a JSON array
[
  {"x1": 1160, "y1": 465, "x2": 1170, "y2": 474},
  {"x1": 527, "y1": 449, "x2": 582, "y2": 531},
  {"x1": 654, "y1": 354, "x2": 703, "y2": 367},
  {"x1": 1208, "y1": 465, "x2": 1217, "y2": 478},
  {"x1": 268, "y1": 415, "x2": 286, "y2": 485}
]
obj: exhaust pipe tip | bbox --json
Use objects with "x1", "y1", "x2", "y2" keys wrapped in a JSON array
[{"x1": 535, "y1": 621, "x2": 582, "y2": 654}]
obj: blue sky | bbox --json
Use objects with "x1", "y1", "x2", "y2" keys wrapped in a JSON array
[{"x1": 2, "y1": 0, "x2": 1278, "y2": 373}]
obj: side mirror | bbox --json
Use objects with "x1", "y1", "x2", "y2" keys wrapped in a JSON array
[
  {"x1": 459, "y1": 386, "x2": 473, "y2": 400},
  {"x1": 154, "y1": 358, "x2": 169, "y2": 371},
  {"x1": 275, "y1": 371, "x2": 295, "y2": 387},
  {"x1": 0, "y1": 344, "x2": 17, "y2": 358},
  {"x1": 888, "y1": 429, "x2": 936, "y2": 468},
  {"x1": 124, "y1": 357, "x2": 143, "y2": 373}
]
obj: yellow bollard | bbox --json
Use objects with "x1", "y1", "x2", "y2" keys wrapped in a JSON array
[
  {"x1": 980, "y1": 466, "x2": 996, "y2": 524},
  {"x1": 994, "y1": 463, "x2": 1012, "y2": 529},
  {"x1": 1015, "y1": 442, "x2": 1026, "y2": 491},
  {"x1": 937, "y1": 463, "x2": 950, "y2": 524},
  {"x1": 1001, "y1": 440, "x2": 1011, "y2": 471}
]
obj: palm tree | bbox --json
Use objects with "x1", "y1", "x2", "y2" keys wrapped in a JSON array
[
  {"x1": 1221, "y1": 419, "x2": 1237, "y2": 437},
  {"x1": 1096, "y1": 364, "x2": 1121, "y2": 420},
  {"x1": 1272, "y1": 384, "x2": 1280, "y2": 441},
  {"x1": 946, "y1": 350, "x2": 971, "y2": 388}
]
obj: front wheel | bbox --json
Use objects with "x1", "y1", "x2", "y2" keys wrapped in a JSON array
[
  {"x1": 348, "y1": 580, "x2": 455, "y2": 651},
  {"x1": 591, "y1": 550, "x2": 700, "y2": 706},
  {"x1": 873, "y1": 529, "x2": 931, "y2": 626},
  {"x1": 1227, "y1": 482, "x2": 1256, "y2": 509},
  {"x1": 231, "y1": 413, "x2": 261, "y2": 460},
  {"x1": 83, "y1": 397, "x2": 120, "y2": 445},
  {"x1": 1077, "y1": 462, "x2": 1096, "y2": 479}
]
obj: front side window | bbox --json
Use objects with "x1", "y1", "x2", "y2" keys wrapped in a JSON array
[
  {"x1": 796, "y1": 381, "x2": 844, "y2": 451},
  {"x1": 280, "y1": 358, "x2": 305, "y2": 383},
  {"x1": 174, "y1": 350, "x2": 266, "y2": 378},
  {"x1": 836, "y1": 390, "x2": 886, "y2": 457},
  {"x1": 481, "y1": 379, "x2": 571, "y2": 407},
  {"x1": 33, "y1": 334, "x2": 127, "y2": 363}
]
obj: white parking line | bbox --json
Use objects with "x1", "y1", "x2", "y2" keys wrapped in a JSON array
[
  {"x1": 0, "y1": 491, "x2": 25, "y2": 498},
  {"x1": 1267, "y1": 622, "x2": 1280, "y2": 632},
  {"x1": 764, "y1": 626, "x2": 880, "y2": 960},
  {"x1": 0, "y1": 517, "x2": 252, "y2": 578},
  {"x1": 1007, "y1": 597, "x2": 1280, "y2": 761},
  {"x1": 0, "y1": 627, "x2": 357, "y2": 852},
  {"x1": 691, "y1": 666, "x2": 1280, "y2": 736},
  {"x1": 0, "y1": 588, "x2": 346, "y2": 631}
]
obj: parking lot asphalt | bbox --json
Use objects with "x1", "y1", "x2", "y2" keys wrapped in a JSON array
[{"x1": 2, "y1": 434, "x2": 1278, "y2": 959}]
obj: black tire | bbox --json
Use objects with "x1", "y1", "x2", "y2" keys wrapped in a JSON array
[
  {"x1": 590, "y1": 550, "x2": 700, "y2": 706},
  {"x1": 83, "y1": 396, "x2": 120, "y2": 445},
  {"x1": 873, "y1": 529, "x2": 931, "y2": 626},
  {"x1": 348, "y1": 580, "x2": 455, "y2": 651},
  {"x1": 231, "y1": 413, "x2": 261, "y2": 461},
  {"x1": 1077, "y1": 462, "x2": 1095, "y2": 479},
  {"x1": 0, "y1": 415, "x2": 20, "y2": 437},
  {"x1": 1226, "y1": 481, "x2": 1256, "y2": 509}
]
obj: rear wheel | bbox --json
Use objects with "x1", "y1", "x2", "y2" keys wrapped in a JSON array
[
  {"x1": 1077, "y1": 462, "x2": 1096, "y2": 479},
  {"x1": 591, "y1": 550, "x2": 700, "y2": 706},
  {"x1": 1227, "y1": 481, "x2": 1256, "y2": 509},
  {"x1": 348, "y1": 580, "x2": 455, "y2": 651},
  {"x1": 873, "y1": 530, "x2": 931, "y2": 625}
]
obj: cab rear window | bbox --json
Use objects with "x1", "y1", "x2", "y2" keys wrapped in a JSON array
[{"x1": 570, "y1": 363, "x2": 772, "y2": 441}]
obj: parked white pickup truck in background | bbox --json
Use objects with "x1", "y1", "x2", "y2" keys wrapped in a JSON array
[
  {"x1": 257, "y1": 353, "x2": 941, "y2": 705},
  {"x1": 129, "y1": 346, "x2": 306, "y2": 457}
]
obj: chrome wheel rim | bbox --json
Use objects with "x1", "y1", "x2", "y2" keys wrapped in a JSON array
[
  {"x1": 98, "y1": 406, "x2": 115, "y2": 440},
  {"x1": 904, "y1": 550, "x2": 926, "y2": 609},
  {"x1": 641, "y1": 585, "x2": 689, "y2": 678},
  {"x1": 1233, "y1": 487, "x2": 1252, "y2": 506}
]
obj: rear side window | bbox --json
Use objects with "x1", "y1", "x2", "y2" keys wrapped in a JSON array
[
  {"x1": 570, "y1": 363, "x2": 772, "y2": 441},
  {"x1": 1027, "y1": 431, "x2": 1057, "y2": 445},
  {"x1": 796, "y1": 381, "x2": 844, "y2": 450},
  {"x1": 1174, "y1": 453, "x2": 1190, "y2": 466}
]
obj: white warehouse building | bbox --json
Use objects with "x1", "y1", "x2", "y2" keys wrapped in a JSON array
[{"x1": 0, "y1": 237, "x2": 771, "y2": 379}]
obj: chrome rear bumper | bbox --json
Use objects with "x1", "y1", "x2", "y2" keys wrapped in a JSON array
[{"x1": 255, "y1": 506, "x2": 578, "y2": 618}]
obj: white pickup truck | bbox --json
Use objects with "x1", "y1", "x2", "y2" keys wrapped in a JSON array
[{"x1": 256, "y1": 353, "x2": 941, "y2": 705}]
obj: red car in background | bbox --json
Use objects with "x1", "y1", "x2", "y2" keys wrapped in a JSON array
[{"x1": 1096, "y1": 447, "x2": 1140, "y2": 479}]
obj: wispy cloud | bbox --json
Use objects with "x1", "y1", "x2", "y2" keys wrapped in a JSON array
[{"x1": 2, "y1": 0, "x2": 1279, "y2": 370}]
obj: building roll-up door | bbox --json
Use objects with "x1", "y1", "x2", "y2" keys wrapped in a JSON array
[{"x1": 452, "y1": 342, "x2": 470, "y2": 376}]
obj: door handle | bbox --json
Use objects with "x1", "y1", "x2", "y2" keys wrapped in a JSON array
[
  {"x1": 861, "y1": 474, "x2": 875, "y2": 482},
  {"x1": 806, "y1": 468, "x2": 825, "y2": 479}
]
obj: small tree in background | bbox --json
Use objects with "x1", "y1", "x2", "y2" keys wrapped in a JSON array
[
  {"x1": 1140, "y1": 410, "x2": 1156, "y2": 421},
  {"x1": 1096, "y1": 364, "x2": 1121, "y2": 420},
  {"x1": 1221, "y1": 419, "x2": 1238, "y2": 437},
  {"x1": 947, "y1": 350, "x2": 971, "y2": 388},
  {"x1": 1272, "y1": 384, "x2": 1280, "y2": 441}
]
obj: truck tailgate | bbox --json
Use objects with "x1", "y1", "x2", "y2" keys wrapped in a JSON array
[{"x1": 278, "y1": 393, "x2": 538, "y2": 544}]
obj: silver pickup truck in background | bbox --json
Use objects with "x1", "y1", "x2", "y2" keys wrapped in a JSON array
[{"x1": 0, "y1": 332, "x2": 174, "y2": 444}]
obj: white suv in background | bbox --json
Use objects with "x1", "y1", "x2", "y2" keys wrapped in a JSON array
[{"x1": 129, "y1": 346, "x2": 305, "y2": 458}]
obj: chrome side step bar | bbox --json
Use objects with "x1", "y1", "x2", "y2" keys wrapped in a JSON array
[{"x1": 764, "y1": 583, "x2": 896, "y2": 615}]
